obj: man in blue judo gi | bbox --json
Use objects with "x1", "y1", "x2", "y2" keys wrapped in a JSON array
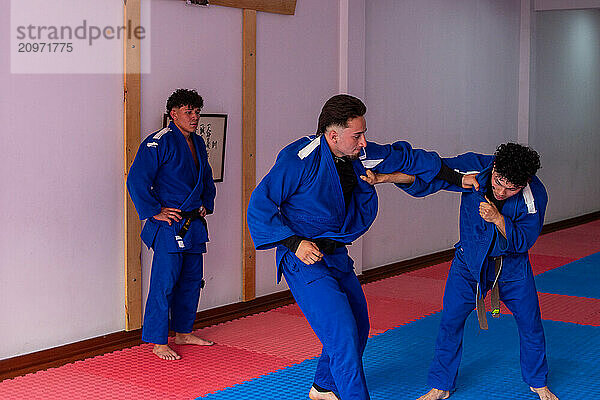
[
  {"x1": 361, "y1": 143, "x2": 558, "y2": 400},
  {"x1": 247, "y1": 94, "x2": 474, "y2": 400},
  {"x1": 127, "y1": 89, "x2": 216, "y2": 360}
]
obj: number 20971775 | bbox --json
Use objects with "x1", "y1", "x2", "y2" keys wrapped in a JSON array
[{"x1": 18, "y1": 42, "x2": 73, "y2": 53}]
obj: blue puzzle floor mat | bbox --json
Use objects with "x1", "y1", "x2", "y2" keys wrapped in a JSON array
[
  {"x1": 534, "y1": 252, "x2": 600, "y2": 299},
  {"x1": 200, "y1": 311, "x2": 599, "y2": 400}
]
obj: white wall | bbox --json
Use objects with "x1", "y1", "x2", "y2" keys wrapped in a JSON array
[
  {"x1": 530, "y1": 9, "x2": 600, "y2": 222},
  {"x1": 361, "y1": 0, "x2": 521, "y2": 269}
]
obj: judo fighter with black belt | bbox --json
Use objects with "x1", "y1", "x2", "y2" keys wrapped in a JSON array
[
  {"x1": 127, "y1": 89, "x2": 216, "y2": 360},
  {"x1": 247, "y1": 94, "x2": 472, "y2": 400},
  {"x1": 362, "y1": 143, "x2": 558, "y2": 400}
]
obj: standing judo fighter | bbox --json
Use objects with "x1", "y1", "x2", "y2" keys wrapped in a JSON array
[
  {"x1": 127, "y1": 89, "x2": 216, "y2": 360},
  {"x1": 362, "y1": 143, "x2": 558, "y2": 400},
  {"x1": 247, "y1": 94, "x2": 470, "y2": 400}
]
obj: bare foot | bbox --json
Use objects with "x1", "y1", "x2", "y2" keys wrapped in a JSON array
[
  {"x1": 309, "y1": 386, "x2": 339, "y2": 400},
  {"x1": 530, "y1": 386, "x2": 559, "y2": 400},
  {"x1": 174, "y1": 332, "x2": 214, "y2": 346},
  {"x1": 416, "y1": 388, "x2": 450, "y2": 400},
  {"x1": 152, "y1": 344, "x2": 181, "y2": 360}
]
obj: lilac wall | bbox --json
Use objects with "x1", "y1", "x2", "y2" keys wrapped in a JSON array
[
  {"x1": 0, "y1": 0, "x2": 342, "y2": 359},
  {"x1": 362, "y1": 0, "x2": 521, "y2": 269},
  {"x1": 253, "y1": 0, "x2": 341, "y2": 295},
  {"x1": 3, "y1": 0, "x2": 597, "y2": 360},
  {"x1": 0, "y1": 1, "x2": 125, "y2": 358},
  {"x1": 531, "y1": 10, "x2": 600, "y2": 221},
  {"x1": 140, "y1": 0, "x2": 243, "y2": 312}
]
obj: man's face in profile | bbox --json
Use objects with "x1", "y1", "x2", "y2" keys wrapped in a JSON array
[{"x1": 332, "y1": 116, "x2": 367, "y2": 160}]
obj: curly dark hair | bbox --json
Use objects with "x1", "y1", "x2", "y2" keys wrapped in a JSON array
[
  {"x1": 166, "y1": 89, "x2": 204, "y2": 113},
  {"x1": 316, "y1": 94, "x2": 366, "y2": 135},
  {"x1": 493, "y1": 143, "x2": 541, "y2": 187}
]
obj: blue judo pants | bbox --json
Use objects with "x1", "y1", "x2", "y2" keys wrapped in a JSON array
[
  {"x1": 281, "y1": 252, "x2": 370, "y2": 400},
  {"x1": 428, "y1": 257, "x2": 548, "y2": 391},
  {"x1": 142, "y1": 237, "x2": 205, "y2": 345}
]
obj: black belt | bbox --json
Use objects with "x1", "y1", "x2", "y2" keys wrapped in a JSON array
[
  {"x1": 177, "y1": 208, "x2": 207, "y2": 238},
  {"x1": 312, "y1": 238, "x2": 348, "y2": 255}
]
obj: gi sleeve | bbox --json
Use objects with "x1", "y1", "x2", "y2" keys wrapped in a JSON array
[
  {"x1": 247, "y1": 152, "x2": 305, "y2": 250},
  {"x1": 278, "y1": 235, "x2": 304, "y2": 252},
  {"x1": 365, "y1": 141, "x2": 442, "y2": 183},
  {"x1": 126, "y1": 138, "x2": 163, "y2": 220},
  {"x1": 197, "y1": 136, "x2": 216, "y2": 213},
  {"x1": 436, "y1": 163, "x2": 464, "y2": 187},
  {"x1": 398, "y1": 176, "x2": 456, "y2": 197},
  {"x1": 397, "y1": 152, "x2": 494, "y2": 197}
]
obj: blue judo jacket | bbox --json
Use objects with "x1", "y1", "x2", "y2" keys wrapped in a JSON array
[
  {"x1": 127, "y1": 122, "x2": 216, "y2": 252},
  {"x1": 247, "y1": 135, "x2": 442, "y2": 282},
  {"x1": 400, "y1": 152, "x2": 547, "y2": 283}
]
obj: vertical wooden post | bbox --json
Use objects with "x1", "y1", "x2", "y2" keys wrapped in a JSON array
[
  {"x1": 242, "y1": 9, "x2": 257, "y2": 301},
  {"x1": 123, "y1": 0, "x2": 143, "y2": 330}
]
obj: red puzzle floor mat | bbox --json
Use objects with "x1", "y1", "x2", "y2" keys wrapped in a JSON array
[
  {"x1": 404, "y1": 261, "x2": 452, "y2": 281},
  {"x1": 270, "y1": 303, "x2": 305, "y2": 318},
  {"x1": 550, "y1": 219, "x2": 600, "y2": 239},
  {"x1": 362, "y1": 274, "x2": 447, "y2": 305},
  {"x1": 528, "y1": 253, "x2": 576, "y2": 275},
  {"x1": 193, "y1": 310, "x2": 321, "y2": 363},
  {"x1": 536, "y1": 293, "x2": 600, "y2": 326},
  {"x1": 531, "y1": 225, "x2": 600, "y2": 258},
  {"x1": 1, "y1": 368, "x2": 193, "y2": 400},
  {"x1": 70, "y1": 342, "x2": 294, "y2": 398},
  {"x1": 367, "y1": 295, "x2": 441, "y2": 334},
  {"x1": 1, "y1": 342, "x2": 294, "y2": 400}
]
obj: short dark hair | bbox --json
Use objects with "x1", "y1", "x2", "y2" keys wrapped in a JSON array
[
  {"x1": 166, "y1": 89, "x2": 204, "y2": 113},
  {"x1": 316, "y1": 94, "x2": 366, "y2": 135},
  {"x1": 494, "y1": 143, "x2": 541, "y2": 187}
]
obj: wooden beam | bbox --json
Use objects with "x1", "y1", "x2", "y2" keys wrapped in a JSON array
[
  {"x1": 535, "y1": 0, "x2": 600, "y2": 11},
  {"x1": 241, "y1": 9, "x2": 257, "y2": 301},
  {"x1": 209, "y1": 0, "x2": 296, "y2": 14},
  {"x1": 123, "y1": 0, "x2": 142, "y2": 330}
]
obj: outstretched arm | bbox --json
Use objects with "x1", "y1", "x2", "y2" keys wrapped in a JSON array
[
  {"x1": 361, "y1": 169, "x2": 479, "y2": 190},
  {"x1": 360, "y1": 170, "x2": 415, "y2": 185}
]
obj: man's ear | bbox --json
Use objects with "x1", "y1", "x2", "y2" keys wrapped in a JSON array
[
  {"x1": 329, "y1": 129, "x2": 338, "y2": 142},
  {"x1": 169, "y1": 108, "x2": 177, "y2": 121}
]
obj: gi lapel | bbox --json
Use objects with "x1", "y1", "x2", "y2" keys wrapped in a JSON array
[
  {"x1": 320, "y1": 138, "x2": 347, "y2": 221},
  {"x1": 460, "y1": 165, "x2": 495, "y2": 283},
  {"x1": 168, "y1": 122, "x2": 204, "y2": 212}
]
